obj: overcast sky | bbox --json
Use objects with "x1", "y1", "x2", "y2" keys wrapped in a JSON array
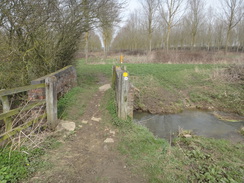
[{"x1": 125, "y1": 0, "x2": 221, "y2": 17}]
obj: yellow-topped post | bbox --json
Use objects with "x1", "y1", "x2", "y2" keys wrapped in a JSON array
[{"x1": 120, "y1": 55, "x2": 124, "y2": 64}]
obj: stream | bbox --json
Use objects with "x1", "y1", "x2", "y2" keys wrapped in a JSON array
[{"x1": 134, "y1": 110, "x2": 244, "y2": 143}]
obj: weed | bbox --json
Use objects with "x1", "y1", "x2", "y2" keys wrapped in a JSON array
[
  {"x1": 0, "y1": 147, "x2": 45, "y2": 183},
  {"x1": 174, "y1": 137, "x2": 244, "y2": 183}
]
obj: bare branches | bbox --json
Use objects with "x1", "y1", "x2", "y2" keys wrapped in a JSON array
[
  {"x1": 159, "y1": 0, "x2": 186, "y2": 51},
  {"x1": 97, "y1": 0, "x2": 126, "y2": 58},
  {"x1": 186, "y1": 0, "x2": 205, "y2": 49},
  {"x1": 219, "y1": 0, "x2": 244, "y2": 53},
  {"x1": 0, "y1": 0, "x2": 127, "y2": 88},
  {"x1": 140, "y1": 0, "x2": 160, "y2": 52}
]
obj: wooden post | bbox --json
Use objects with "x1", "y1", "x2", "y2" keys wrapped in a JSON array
[
  {"x1": 112, "y1": 66, "x2": 132, "y2": 120},
  {"x1": 120, "y1": 71, "x2": 129, "y2": 120},
  {"x1": 120, "y1": 55, "x2": 124, "y2": 64},
  {"x1": 45, "y1": 76, "x2": 58, "y2": 130},
  {"x1": 0, "y1": 93, "x2": 12, "y2": 132},
  {"x1": 112, "y1": 65, "x2": 117, "y2": 90},
  {"x1": 117, "y1": 71, "x2": 122, "y2": 118}
]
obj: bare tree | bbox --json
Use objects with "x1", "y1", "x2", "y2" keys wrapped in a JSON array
[
  {"x1": 220, "y1": 0, "x2": 244, "y2": 53},
  {"x1": 159, "y1": 0, "x2": 185, "y2": 52},
  {"x1": 0, "y1": 0, "x2": 121, "y2": 88},
  {"x1": 112, "y1": 10, "x2": 147, "y2": 51},
  {"x1": 236, "y1": 19, "x2": 244, "y2": 51},
  {"x1": 187, "y1": 0, "x2": 205, "y2": 50},
  {"x1": 97, "y1": 0, "x2": 125, "y2": 58},
  {"x1": 140, "y1": 0, "x2": 159, "y2": 52},
  {"x1": 204, "y1": 6, "x2": 215, "y2": 51}
]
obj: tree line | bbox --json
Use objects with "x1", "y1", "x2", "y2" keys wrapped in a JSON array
[
  {"x1": 112, "y1": 0, "x2": 244, "y2": 53},
  {"x1": 0, "y1": 0, "x2": 124, "y2": 89}
]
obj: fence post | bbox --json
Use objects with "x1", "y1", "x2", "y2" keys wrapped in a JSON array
[
  {"x1": 45, "y1": 76, "x2": 58, "y2": 130},
  {"x1": 121, "y1": 71, "x2": 129, "y2": 120},
  {"x1": 0, "y1": 93, "x2": 12, "y2": 132},
  {"x1": 117, "y1": 71, "x2": 122, "y2": 118},
  {"x1": 112, "y1": 65, "x2": 117, "y2": 90}
]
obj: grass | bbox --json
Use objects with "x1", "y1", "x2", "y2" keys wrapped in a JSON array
[
  {"x1": 57, "y1": 87, "x2": 96, "y2": 120},
  {"x1": 105, "y1": 89, "x2": 244, "y2": 182},
  {"x1": 40, "y1": 59, "x2": 244, "y2": 182},
  {"x1": 2, "y1": 58, "x2": 243, "y2": 182},
  {"x1": 75, "y1": 58, "x2": 243, "y2": 115},
  {"x1": 80, "y1": 59, "x2": 243, "y2": 182},
  {"x1": 123, "y1": 63, "x2": 243, "y2": 115},
  {"x1": 0, "y1": 136, "x2": 62, "y2": 183}
]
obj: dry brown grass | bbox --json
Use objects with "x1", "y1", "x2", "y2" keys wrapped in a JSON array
[
  {"x1": 0, "y1": 98, "x2": 48, "y2": 149},
  {"x1": 151, "y1": 50, "x2": 244, "y2": 64},
  {"x1": 210, "y1": 64, "x2": 244, "y2": 84},
  {"x1": 103, "y1": 50, "x2": 244, "y2": 64}
]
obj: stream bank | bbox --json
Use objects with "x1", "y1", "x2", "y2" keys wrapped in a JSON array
[{"x1": 134, "y1": 110, "x2": 244, "y2": 143}]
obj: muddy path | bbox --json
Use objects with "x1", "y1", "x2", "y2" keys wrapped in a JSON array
[{"x1": 26, "y1": 76, "x2": 145, "y2": 183}]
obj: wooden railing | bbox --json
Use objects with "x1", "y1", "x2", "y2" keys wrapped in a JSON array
[{"x1": 0, "y1": 76, "x2": 58, "y2": 143}]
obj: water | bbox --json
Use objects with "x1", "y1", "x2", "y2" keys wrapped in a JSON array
[{"x1": 134, "y1": 110, "x2": 244, "y2": 142}]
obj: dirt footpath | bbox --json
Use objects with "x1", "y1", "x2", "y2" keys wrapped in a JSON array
[{"x1": 26, "y1": 80, "x2": 145, "y2": 183}]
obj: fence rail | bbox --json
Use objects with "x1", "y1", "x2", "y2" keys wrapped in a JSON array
[
  {"x1": 0, "y1": 77, "x2": 57, "y2": 143},
  {"x1": 0, "y1": 100, "x2": 46, "y2": 120},
  {"x1": 0, "y1": 83, "x2": 45, "y2": 97}
]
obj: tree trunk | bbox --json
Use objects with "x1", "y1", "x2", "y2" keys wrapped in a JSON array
[
  {"x1": 166, "y1": 26, "x2": 171, "y2": 53},
  {"x1": 225, "y1": 29, "x2": 231, "y2": 54},
  {"x1": 85, "y1": 32, "x2": 89, "y2": 63},
  {"x1": 149, "y1": 32, "x2": 152, "y2": 53}
]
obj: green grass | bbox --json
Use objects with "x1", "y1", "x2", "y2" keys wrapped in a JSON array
[
  {"x1": 90, "y1": 61, "x2": 243, "y2": 182},
  {"x1": 122, "y1": 63, "x2": 243, "y2": 115},
  {"x1": 75, "y1": 60, "x2": 243, "y2": 115},
  {"x1": 57, "y1": 59, "x2": 110, "y2": 120},
  {"x1": 59, "y1": 59, "x2": 244, "y2": 183},
  {"x1": 57, "y1": 87, "x2": 97, "y2": 120},
  {"x1": 126, "y1": 64, "x2": 214, "y2": 89},
  {"x1": 105, "y1": 89, "x2": 244, "y2": 183},
  {"x1": 4, "y1": 59, "x2": 241, "y2": 182}
]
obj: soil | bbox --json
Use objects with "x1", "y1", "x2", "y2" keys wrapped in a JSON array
[
  {"x1": 133, "y1": 86, "x2": 186, "y2": 114},
  {"x1": 25, "y1": 76, "x2": 146, "y2": 183}
]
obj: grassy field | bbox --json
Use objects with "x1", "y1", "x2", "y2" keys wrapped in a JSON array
[
  {"x1": 1, "y1": 58, "x2": 243, "y2": 182},
  {"x1": 128, "y1": 63, "x2": 243, "y2": 116},
  {"x1": 76, "y1": 59, "x2": 243, "y2": 116},
  {"x1": 76, "y1": 59, "x2": 244, "y2": 182}
]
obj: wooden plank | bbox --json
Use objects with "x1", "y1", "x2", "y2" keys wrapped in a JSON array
[
  {"x1": 0, "y1": 100, "x2": 46, "y2": 120},
  {"x1": 0, "y1": 95, "x2": 12, "y2": 131},
  {"x1": 0, "y1": 113, "x2": 47, "y2": 142},
  {"x1": 0, "y1": 83, "x2": 45, "y2": 97},
  {"x1": 45, "y1": 76, "x2": 58, "y2": 130}
]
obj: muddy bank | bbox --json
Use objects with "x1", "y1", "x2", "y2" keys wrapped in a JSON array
[{"x1": 133, "y1": 92, "x2": 244, "y2": 122}]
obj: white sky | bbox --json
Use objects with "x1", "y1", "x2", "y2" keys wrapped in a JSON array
[{"x1": 125, "y1": 0, "x2": 221, "y2": 16}]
